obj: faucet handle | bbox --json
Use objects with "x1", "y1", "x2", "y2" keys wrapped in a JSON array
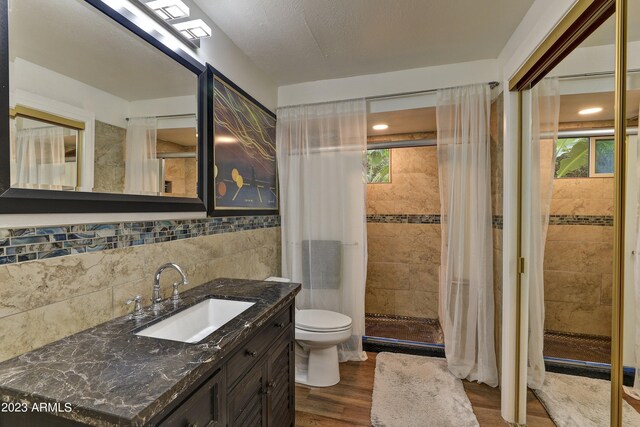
[
  {"x1": 170, "y1": 282, "x2": 182, "y2": 302},
  {"x1": 126, "y1": 295, "x2": 144, "y2": 319}
]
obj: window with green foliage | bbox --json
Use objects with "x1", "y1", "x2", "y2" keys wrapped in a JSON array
[
  {"x1": 555, "y1": 138, "x2": 589, "y2": 178},
  {"x1": 592, "y1": 138, "x2": 614, "y2": 176},
  {"x1": 367, "y1": 149, "x2": 391, "y2": 183},
  {"x1": 554, "y1": 136, "x2": 614, "y2": 178}
]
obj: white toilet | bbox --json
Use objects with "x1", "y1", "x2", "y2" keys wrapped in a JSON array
[{"x1": 265, "y1": 277, "x2": 352, "y2": 387}]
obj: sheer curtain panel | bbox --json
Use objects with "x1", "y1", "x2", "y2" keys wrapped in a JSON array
[
  {"x1": 124, "y1": 117, "x2": 159, "y2": 194},
  {"x1": 437, "y1": 83, "x2": 498, "y2": 387},
  {"x1": 526, "y1": 78, "x2": 560, "y2": 390},
  {"x1": 276, "y1": 99, "x2": 368, "y2": 362},
  {"x1": 14, "y1": 126, "x2": 66, "y2": 189}
]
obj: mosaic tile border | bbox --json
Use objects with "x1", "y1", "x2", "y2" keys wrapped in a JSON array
[
  {"x1": 492, "y1": 215, "x2": 503, "y2": 230},
  {"x1": 0, "y1": 215, "x2": 281, "y2": 265},
  {"x1": 549, "y1": 215, "x2": 613, "y2": 227},
  {"x1": 366, "y1": 214, "x2": 441, "y2": 224},
  {"x1": 366, "y1": 214, "x2": 612, "y2": 228}
]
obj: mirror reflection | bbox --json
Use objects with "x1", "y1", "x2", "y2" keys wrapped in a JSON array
[
  {"x1": 8, "y1": 0, "x2": 198, "y2": 197},
  {"x1": 522, "y1": 11, "x2": 624, "y2": 426}
]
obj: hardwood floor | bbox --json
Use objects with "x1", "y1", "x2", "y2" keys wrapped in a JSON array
[{"x1": 295, "y1": 352, "x2": 555, "y2": 426}]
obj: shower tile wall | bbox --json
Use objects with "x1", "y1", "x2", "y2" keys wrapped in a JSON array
[
  {"x1": 544, "y1": 177, "x2": 614, "y2": 337},
  {"x1": 92, "y1": 121, "x2": 196, "y2": 196},
  {"x1": 365, "y1": 95, "x2": 504, "y2": 342},
  {"x1": 490, "y1": 94, "x2": 503, "y2": 368},
  {"x1": 93, "y1": 121, "x2": 126, "y2": 194},
  {"x1": 366, "y1": 147, "x2": 441, "y2": 319}
]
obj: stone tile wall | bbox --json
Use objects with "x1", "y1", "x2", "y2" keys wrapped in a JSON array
[
  {"x1": 365, "y1": 145, "x2": 441, "y2": 319},
  {"x1": 544, "y1": 176, "x2": 613, "y2": 337},
  {"x1": 0, "y1": 224, "x2": 281, "y2": 362}
]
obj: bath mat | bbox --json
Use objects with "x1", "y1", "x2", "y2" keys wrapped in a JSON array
[
  {"x1": 534, "y1": 372, "x2": 640, "y2": 426},
  {"x1": 371, "y1": 352, "x2": 479, "y2": 427}
]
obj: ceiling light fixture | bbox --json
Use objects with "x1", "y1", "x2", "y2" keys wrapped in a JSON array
[
  {"x1": 173, "y1": 19, "x2": 212, "y2": 40},
  {"x1": 216, "y1": 136, "x2": 237, "y2": 144},
  {"x1": 372, "y1": 124, "x2": 389, "y2": 131},
  {"x1": 578, "y1": 107, "x2": 603, "y2": 115},
  {"x1": 145, "y1": 0, "x2": 190, "y2": 20}
]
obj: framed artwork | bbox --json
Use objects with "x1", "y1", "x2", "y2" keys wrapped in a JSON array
[{"x1": 205, "y1": 65, "x2": 278, "y2": 216}]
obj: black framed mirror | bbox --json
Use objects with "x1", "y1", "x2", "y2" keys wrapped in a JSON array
[{"x1": 0, "y1": 0, "x2": 208, "y2": 213}]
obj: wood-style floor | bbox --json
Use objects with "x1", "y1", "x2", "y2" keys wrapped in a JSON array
[{"x1": 295, "y1": 352, "x2": 555, "y2": 426}]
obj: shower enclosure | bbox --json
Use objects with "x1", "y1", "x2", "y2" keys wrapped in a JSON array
[{"x1": 363, "y1": 93, "x2": 504, "y2": 363}]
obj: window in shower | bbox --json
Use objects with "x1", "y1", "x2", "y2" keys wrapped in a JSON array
[
  {"x1": 555, "y1": 137, "x2": 589, "y2": 178},
  {"x1": 366, "y1": 148, "x2": 391, "y2": 183},
  {"x1": 554, "y1": 136, "x2": 614, "y2": 178},
  {"x1": 589, "y1": 137, "x2": 614, "y2": 177}
]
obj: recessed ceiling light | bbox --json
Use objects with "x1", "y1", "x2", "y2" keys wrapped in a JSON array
[
  {"x1": 173, "y1": 19, "x2": 212, "y2": 40},
  {"x1": 145, "y1": 0, "x2": 190, "y2": 20},
  {"x1": 372, "y1": 124, "x2": 389, "y2": 131},
  {"x1": 578, "y1": 107, "x2": 603, "y2": 115}
]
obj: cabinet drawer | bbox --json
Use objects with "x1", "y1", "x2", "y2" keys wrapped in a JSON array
[
  {"x1": 159, "y1": 368, "x2": 226, "y2": 427},
  {"x1": 227, "y1": 307, "x2": 292, "y2": 388}
]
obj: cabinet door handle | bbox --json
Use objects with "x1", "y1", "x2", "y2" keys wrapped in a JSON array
[
  {"x1": 267, "y1": 380, "x2": 276, "y2": 389},
  {"x1": 275, "y1": 322, "x2": 286, "y2": 328},
  {"x1": 246, "y1": 350, "x2": 257, "y2": 357}
]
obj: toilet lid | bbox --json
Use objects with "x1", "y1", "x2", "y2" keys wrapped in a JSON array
[{"x1": 296, "y1": 309, "x2": 352, "y2": 332}]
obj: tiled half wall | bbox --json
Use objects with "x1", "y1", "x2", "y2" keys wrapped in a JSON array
[{"x1": 0, "y1": 216, "x2": 281, "y2": 362}]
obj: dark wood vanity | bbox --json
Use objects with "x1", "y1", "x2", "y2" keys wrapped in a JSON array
[
  {"x1": 155, "y1": 305, "x2": 294, "y2": 427},
  {"x1": 0, "y1": 279, "x2": 299, "y2": 427}
]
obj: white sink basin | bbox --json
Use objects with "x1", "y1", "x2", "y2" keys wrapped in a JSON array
[{"x1": 135, "y1": 298, "x2": 255, "y2": 343}]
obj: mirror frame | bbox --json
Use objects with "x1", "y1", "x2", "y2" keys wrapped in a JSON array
[{"x1": 0, "y1": 0, "x2": 208, "y2": 213}]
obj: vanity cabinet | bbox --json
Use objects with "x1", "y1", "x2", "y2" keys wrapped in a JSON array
[
  {"x1": 157, "y1": 304, "x2": 295, "y2": 427},
  {"x1": 159, "y1": 368, "x2": 226, "y2": 427}
]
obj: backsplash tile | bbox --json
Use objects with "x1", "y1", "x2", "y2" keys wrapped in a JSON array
[{"x1": 0, "y1": 215, "x2": 280, "y2": 265}]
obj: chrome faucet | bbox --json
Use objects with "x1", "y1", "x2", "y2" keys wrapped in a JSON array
[{"x1": 153, "y1": 263, "x2": 188, "y2": 308}]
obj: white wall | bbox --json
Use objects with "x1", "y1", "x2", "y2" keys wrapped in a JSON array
[
  {"x1": 10, "y1": 58, "x2": 130, "y2": 128},
  {"x1": 277, "y1": 59, "x2": 499, "y2": 108}
]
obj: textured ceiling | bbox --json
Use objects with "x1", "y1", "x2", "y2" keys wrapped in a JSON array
[
  {"x1": 9, "y1": 0, "x2": 196, "y2": 101},
  {"x1": 195, "y1": 0, "x2": 534, "y2": 85}
]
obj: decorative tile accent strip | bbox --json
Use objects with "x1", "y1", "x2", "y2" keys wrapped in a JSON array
[
  {"x1": 492, "y1": 215, "x2": 503, "y2": 230},
  {"x1": 0, "y1": 215, "x2": 281, "y2": 266},
  {"x1": 549, "y1": 215, "x2": 613, "y2": 227},
  {"x1": 366, "y1": 214, "x2": 441, "y2": 224}
]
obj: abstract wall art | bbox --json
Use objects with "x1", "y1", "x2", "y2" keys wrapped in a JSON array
[{"x1": 206, "y1": 65, "x2": 278, "y2": 216}]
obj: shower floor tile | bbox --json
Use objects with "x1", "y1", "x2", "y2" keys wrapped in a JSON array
[
  {"x1": 365, "y1": 313, "x2": 611, "y2": 363},
  {"x1": 365, "y1": 313, "x2": 444, "y2": 344},
  {"x1": 543, "y1": 330, "x2": 610, "y2": 364}
]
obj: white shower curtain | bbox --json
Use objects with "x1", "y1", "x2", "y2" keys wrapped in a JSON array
[
  {"x1": 437, "y1": 83, "x2": 498, "y2": 387},
  {"x1": 527, "y1": 78, "x2": 560, "y2": 390},
  {"x1": 124, "y1": 117, "x2": 159, "y2": 194},
  {"x1": 276, "y1": 99, "x2": 368, "y2": 362},
  {"x1": 14, "y1": 126, "x2": 66, "y2": 189}
]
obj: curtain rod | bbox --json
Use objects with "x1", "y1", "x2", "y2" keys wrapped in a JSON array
[
  {"x1": 366, "y1": 81, "x2": 500, "y2": 102},
  {"x1": 279, "y1": 82, "x2": 501, "y2": 110},
  {"x1": 556, "y1": 68, "x2": 640, "y2": 81},
  {"x1": 125, "y1": 113, "x2": 196, "y2": 121},
  {"x1": 367, "y1": 139, "x2": 436, "y2": 150}
]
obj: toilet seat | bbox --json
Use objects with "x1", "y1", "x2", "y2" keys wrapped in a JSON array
[{"x1": 296, "y1": 309, "x2": 352, "y2": 332}]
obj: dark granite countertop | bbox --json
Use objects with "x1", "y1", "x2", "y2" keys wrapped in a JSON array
[{"x1": 0, "y1": 278, "x2": 300, "y2": 426}]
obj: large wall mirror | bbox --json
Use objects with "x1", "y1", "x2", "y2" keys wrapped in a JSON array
[{"x1": 0, "y1": 0, "x2": 207, "y2": 212}]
